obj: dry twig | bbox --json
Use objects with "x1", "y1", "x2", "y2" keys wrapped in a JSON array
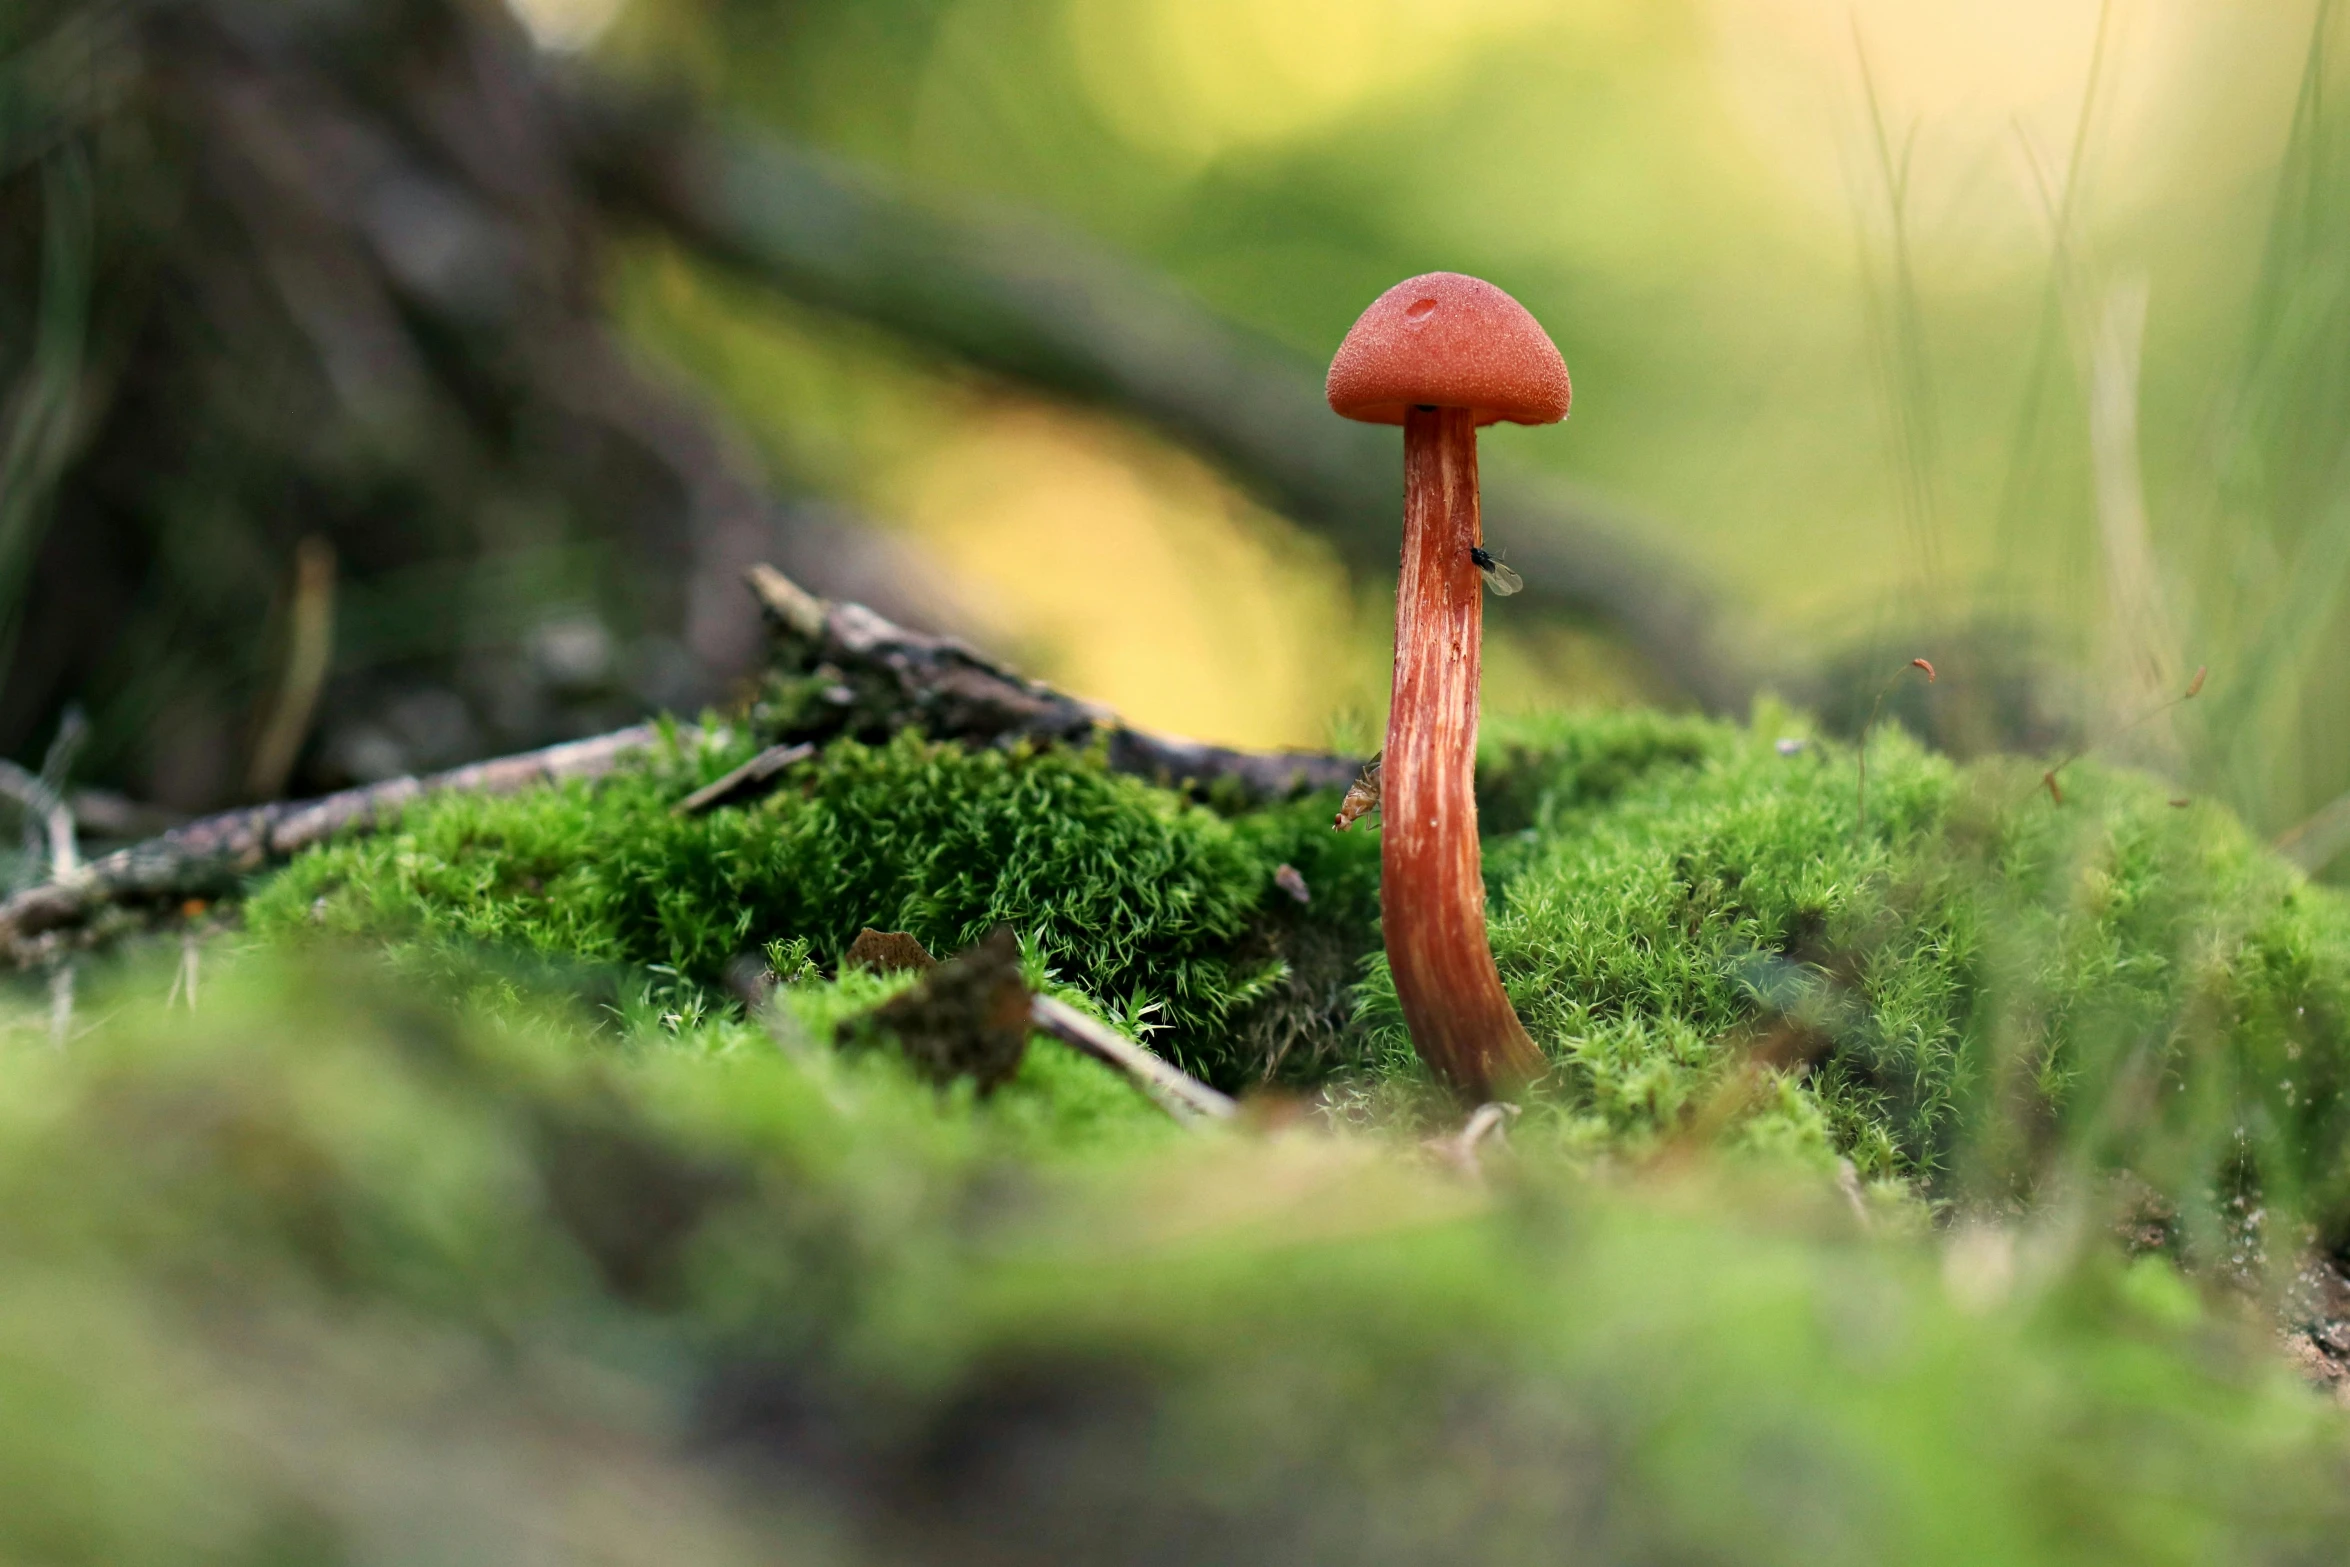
[
  {"x1": 741, "y1": 565, "x2": 1358, "y2": 800},
  {"x1": 1028, "y1": 995, "x2": 1237, "y2": 1124},
  {"x1": 1425, "y1": 1102, "x2": 1519, "y2": 1179},
  {"x1": 0, "y1": 760, "x2": 77, "y2": 884},
  {"x1": 672, "y1": 742, "x2": 816, "y2": 815},
  {"x1": 0, "y1": 726, "x2": 662, "y2": 964}
]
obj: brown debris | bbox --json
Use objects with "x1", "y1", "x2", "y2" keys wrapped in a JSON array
[
  {"x1": 2282, "y1": 1254, "x2": 2350, "y2": 1408},
  {"x1": 838, "y1": 929, "x2": 1031, "y2": 1094},
  {"x1": 833, "y1": 926, "x2": 1237, "y2": 1122},
  {"x1": 842, "y1": 929, "x2": 939, "y2": 976},
  {"x1": 741, "y1": 566, "x2": 1359, "y2": 804}
]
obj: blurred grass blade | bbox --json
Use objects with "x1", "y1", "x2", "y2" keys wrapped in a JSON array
[
  {"x1": 2208, "y1": 492, "x2": 2350, "y2": 757},
  {"x1": 2199, "y1": 0, "x2": 2350, "y2": 832},
  {"x1": 1993, "y1": 0, "x2": 2115, "y2": 609},
  {"x1": 2274, "y1": 786, "x2": 2350, "y2": 873},
  {"x1": 244, "y1": 538, "x2": 340, "y2": 801},
  {"x1": 0, "y1": 139, "x2": 91, "y2": 680},
  {"x1": 1851, "y1": 26, "x2": 1944, "y2": 603},
  {"x1": 2086, "y1": 276, "x2": 2179, "y2": 737}
]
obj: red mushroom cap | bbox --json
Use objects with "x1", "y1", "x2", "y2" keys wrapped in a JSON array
[{"x1": 1326, "y1": 272, "x2": 1572, "y2": 428}]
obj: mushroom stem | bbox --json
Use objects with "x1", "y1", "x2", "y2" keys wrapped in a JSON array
[{"x1": 1385, "y1": 406, "x2": 1546, "y2": 1098}]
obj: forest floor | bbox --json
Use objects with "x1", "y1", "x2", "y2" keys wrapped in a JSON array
[{"x1": 4, "y1": 704, "x2": 2350, "y2": 1563}]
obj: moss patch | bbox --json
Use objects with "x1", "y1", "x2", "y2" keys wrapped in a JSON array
[
  {"x1": 246, "y1": 708, "x2": 2350, "y2": 1240},
  {"x1": 0, "y1": 953, "x2": 2343, "y2": 1565},
  {"x1": 249, "y1": 726, "x2": 1379, "y2": 1084},
  {"x1": 1362, "y1": 710, "x2": 2350, "y2": 1235}
]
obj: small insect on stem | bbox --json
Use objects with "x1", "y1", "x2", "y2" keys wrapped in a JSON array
[
  {"x1": 1334, "y1": 752, "x2": 1383, "y2": 831},
  {"x1": 1468, "y1": 546, "x2": 1523, "y2": 597}
]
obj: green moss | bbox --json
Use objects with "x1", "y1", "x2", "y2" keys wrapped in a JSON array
[
  {"x1": 248, "y1": 725, "x2": 1379, "y2": 1084},
  {"x1": 0, "y1": 952, "x2": 2341, "y2": 1564},
  {"x1": 245, "y1": 707, "x2": 2350, "y2": 1241},
  {"x1": 1351, "y1": 710, "x2": 2350, "y2": 1236}
]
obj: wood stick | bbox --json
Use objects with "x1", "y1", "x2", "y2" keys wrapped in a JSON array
[
  {"x1": 1028, "y1": 994, "x2": 1237, "y2": 1123},
  {"x1": 741, "y1": 564, "x2": 1359, "y2": 800},
  {"x1": 672, "y1": 741, "x2": 815, "y2": 815},
  {"x1": 0, "y1": 726, "x2": 664, "y2": 961},
  {"x1": 2277, "y1": 790, "x2": 2350, "y2": 875},
  {"x1": 0, "y1": 760, "x2": 78, "y2": 882}
]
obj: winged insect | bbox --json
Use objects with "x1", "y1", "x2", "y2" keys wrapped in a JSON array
[
  {"x1": 1333, "y1": 753, "x2": 1383, "y2": 832},
  {"x1": 1468, "y1": 546, "x2": 1523, "y2": 596}
]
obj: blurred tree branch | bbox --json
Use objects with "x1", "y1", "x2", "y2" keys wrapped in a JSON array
[
  {"x1": 571, "y1": 89, "x2": 1758, "y2": 713},
  {"x1": 0, "y1": 0, "x2": 1755, "y2": 826}
]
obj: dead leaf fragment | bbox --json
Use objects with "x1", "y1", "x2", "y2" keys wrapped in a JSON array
[
  {"x1": 842, "y1": 928, "x2": 938, "y2": 976},
  {"x1": 839, "y1": 928, "x2": 1029, "y2": 1093}
]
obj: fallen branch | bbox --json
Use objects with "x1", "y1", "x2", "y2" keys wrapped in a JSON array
[
  {"x1": 1029, "y1": 994, "x2": 1237, "y2": 1124},
  {"x1": 0, "y1": 725, "x2": 663, "y2": 962},
  {"x1": 0, "y1": 568, "x2": 1355, "y2": 964},
  {"x1": 743, "y1": 564, "x2": 1359, "y2": 800}
]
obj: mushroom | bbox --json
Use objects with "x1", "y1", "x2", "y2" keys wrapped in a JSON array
[{"x1": 1327, "y1": 272, "x2": 1570, "y2": 1098}]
